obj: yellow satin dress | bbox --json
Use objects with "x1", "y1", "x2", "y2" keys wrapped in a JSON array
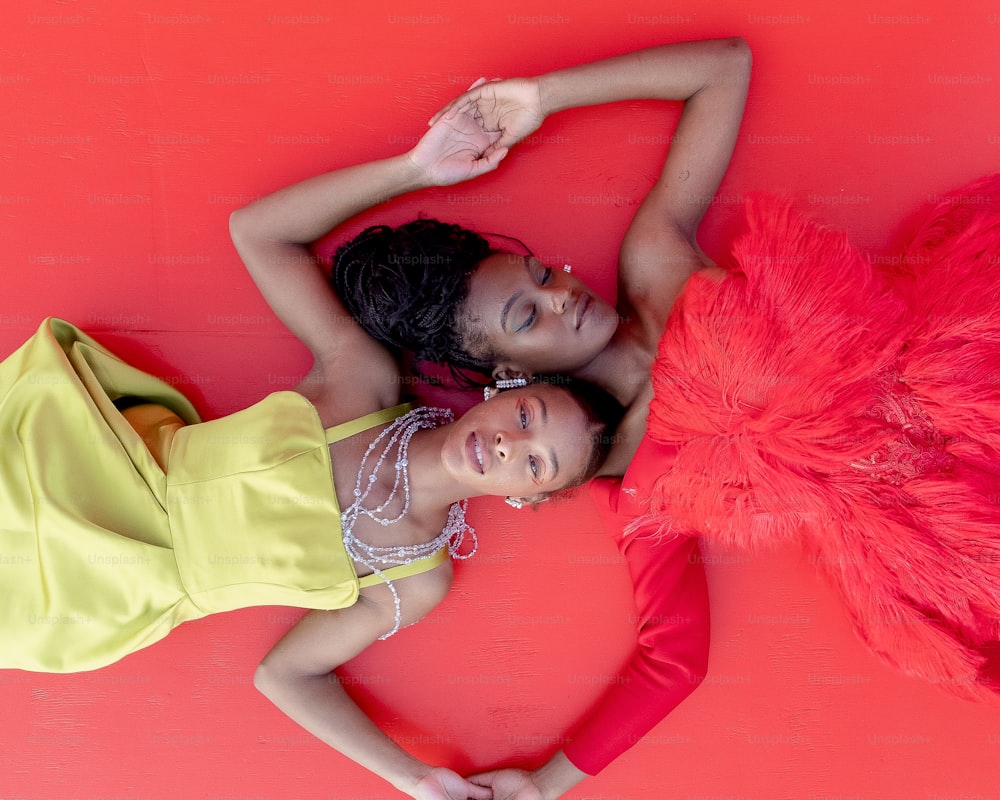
[{"x1": 0, "y1": 318, "x2": 447, "y2": 672}]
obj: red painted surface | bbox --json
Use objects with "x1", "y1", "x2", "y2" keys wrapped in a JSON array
[{"x1": 2, "y1": 1, "x2": 998, "y2": 797}]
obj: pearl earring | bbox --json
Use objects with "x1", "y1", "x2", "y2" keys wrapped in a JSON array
[
  {"x1": 505, "y1": 497, "x2": 524, "y2": 510},
  {"x1": 563, "y1": 264, "x2": 573, "y2": 273}
]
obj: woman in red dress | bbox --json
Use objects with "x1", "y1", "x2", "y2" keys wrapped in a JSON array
[
  {"x1": 237, "y1": 38, "x2": 751, "y2": 798},
  {"x1": 233, "y1": 19, "x2": 1000, "y2": 792}
]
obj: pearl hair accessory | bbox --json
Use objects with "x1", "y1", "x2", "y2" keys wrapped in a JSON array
[
  {"x1": 505, "y1": 497, "x2": 524, "y2": 510},
  {"x1": 484, "y1": 376, "x2": 529, "y2": 402},
  {"x1": 341, "y1": 407, "x2": 477, "y2": 639},
  {"x1": 563, "y1": 264, "x2": 573, "y2": 273}
]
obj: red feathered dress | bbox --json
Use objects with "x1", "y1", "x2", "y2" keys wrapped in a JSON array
[{"x1": 636, "y1": 174, "x2": 1000, "y2": 703}]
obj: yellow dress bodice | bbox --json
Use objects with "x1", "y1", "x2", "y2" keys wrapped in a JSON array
[{"x1": 0, "y1": 319, "x2": 445, "y2": 672}]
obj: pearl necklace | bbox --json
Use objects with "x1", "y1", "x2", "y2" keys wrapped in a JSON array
[{"x1": 341, "y1": 407, "x2": 477, "y2": 639}]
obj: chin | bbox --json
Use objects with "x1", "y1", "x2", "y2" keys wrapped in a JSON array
[
  {"x1": 581, "y1": 326, "x2": 618, "y2": 363},
  {"x1": 439, "y1": 428, "x2": 467, "y2": 477}
]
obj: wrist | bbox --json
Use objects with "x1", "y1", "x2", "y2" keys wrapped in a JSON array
[
  {"x1": 531, "y1": 750, "x2": 588, "y2": 800},
  {"x1": 396, "y1": 151, "x2": 439, "y2": 192},
  {"x1": 535, "y1": 73, "x2": 559, "y2": 118},
  {"x1": 385, "y1": 753, "x2": 436, "y2": 797}
]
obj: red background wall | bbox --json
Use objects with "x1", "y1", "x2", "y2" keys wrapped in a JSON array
[{"x1": 2, "y1": 1, "x2": 998, "y2": 797}]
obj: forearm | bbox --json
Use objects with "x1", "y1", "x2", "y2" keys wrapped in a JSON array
[
  {"x1": 537, "y1": 38, "x2": 750, "y2": 116},
  {"x1": 228, "y1": 153, "x2": 434, "y2": 359},
  {"x1": 562, "y1": 480, "x2": 711, "y2": 775},
  {"x1": 255, "y1": 665, "x2": 431, "y2": 796},
  {"x1": 530, "y1": 751, "x2": 588, "y2": 800},
  {"x1": 233, "y1": 153, "x2": 430, "y2": 247}
]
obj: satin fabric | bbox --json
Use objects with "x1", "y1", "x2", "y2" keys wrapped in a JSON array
[
  {"x1": 0, "y1": 319, "x2": 441, "y2": 672},
  {"x1": 563, "y1": 442, "x2": 710, "y2": 775}
]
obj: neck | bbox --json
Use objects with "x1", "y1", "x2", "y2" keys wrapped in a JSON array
[
  {"x1": 571, "y1": 329, "x2": 647, "y2": 407},
  {"x1": 405, "y1": 424, "x2": 482, "y2": 510}
]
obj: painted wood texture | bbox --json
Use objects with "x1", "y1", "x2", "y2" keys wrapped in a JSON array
[{"x1": 2, "y1": 1, "x2": 998, "y2": 797}]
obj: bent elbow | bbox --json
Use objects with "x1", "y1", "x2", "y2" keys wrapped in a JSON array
[
  {"x1": 637, "y1": 614, "x2": 711, "y2": 691},
  {"x1": 253, "y1": 659, "x2": 278, "y2": 697},
  {"x1": 682, "y1": 632, "x2": 711, "y2": 696},
  {"x1": 228, "y1": 207, "x2": 250, "y2": 247},
  {"x1": 726, "y1": 37, "x2": 752, "y2": 78},
  {"x1": 687, "y1": 641, "x2": 711, "y2": 687},
  {"x1": 726, "y1": 36, "x2": 751, "y2": 55}
]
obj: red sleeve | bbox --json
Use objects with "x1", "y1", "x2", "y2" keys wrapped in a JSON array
[{"x1": 561, "y1": 467, "x2": 710, "y2": 775}]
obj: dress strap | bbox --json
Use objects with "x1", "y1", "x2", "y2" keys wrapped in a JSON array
[
  {"x1": 325, "y1": 403, "x2": 411, "y2": 444},
  {"x1": 356, "y1": 547, "x2": 450, "y2": 588}
]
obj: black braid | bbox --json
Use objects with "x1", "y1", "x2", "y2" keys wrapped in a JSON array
[{"x1": 331, "y1": 219, "x2": 495, "y2": 385}]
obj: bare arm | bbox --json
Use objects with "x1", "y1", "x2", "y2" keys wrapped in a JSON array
[
  {"x1": 433, "y1": 38, "x2": 751, "y2": 343},
  {"x1": 229, "y1": 105, "x2": 506, "y2": 419},
  {"x1": 610, "y1": 38, "x2": 750, "y2": 339},
  {"x1": 254, "y1": 564, "x2": 489, "y2": 799}
]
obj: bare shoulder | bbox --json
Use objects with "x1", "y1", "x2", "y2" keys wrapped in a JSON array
[
  {"x1": 359, "y1": 557, "x2": 455, "y2": 631},
  {"x1": 294, "y1": 344, "x2": 404, "y2": 428},
  {"x1": 618, "y1": 227, "x2": 704, "y2": 350}
]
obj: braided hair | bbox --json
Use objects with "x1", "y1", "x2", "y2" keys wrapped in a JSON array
[{"x1": 331, "y1": 219, "x2": 496, "y2": 383}]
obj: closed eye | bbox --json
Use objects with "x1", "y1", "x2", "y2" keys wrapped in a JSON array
[
  {"x1": 515, "y1": 305, "x2": 537, "y2": 332},
  {"x1": 525, "y1": 255, "x2": 552, "y2": 287}
]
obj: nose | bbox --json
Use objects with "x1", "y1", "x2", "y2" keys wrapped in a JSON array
[
  {"x1": 495, "y1": 428, "x2": 530, "y2": 461},
  {"x1": 548, "y1": 285, "x2": 572, "y2": 315}
]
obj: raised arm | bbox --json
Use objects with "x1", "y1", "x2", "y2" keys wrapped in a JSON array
[
  {"x1": 254, "y1": 564, "x2": 489, "y2": 800},
  {"x1": 436, "y1": 38, "x2": 750, "y2": 477},
  {"x1": 229, "y1": 104, "x2": 506, "y2": 418},
  {"x1": 434, "y1": 38, "x2": 751, "y2": 340},
  {"x1": 611, "y1": 38, "x2": 750, "y2": 338}
]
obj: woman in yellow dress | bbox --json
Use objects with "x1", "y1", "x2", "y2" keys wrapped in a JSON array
[{"x1": 0, "y1": 101, "x2": 618, "y2": 800}]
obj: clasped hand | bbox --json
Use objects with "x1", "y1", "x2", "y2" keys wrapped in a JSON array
[
  {"x1": 413, "y1": 765, "x2": 543, "y2": 800},
  {"x1": 408, "y1": 76, "x2": 545, "y2": 187},
  {"x1": 431, "y1": 77, "x2": 545, "y2": 151}
]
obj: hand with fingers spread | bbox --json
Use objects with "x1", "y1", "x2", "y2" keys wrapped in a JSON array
[
  {"x1": 429, "y1": 77, "x2": 545, "y2": 155},
  {"x1": 413, "y1": 767, "x2": 495, "y2": 800},
  {"x1": 409, "y1": 99, "x2": 508, "y2": 186}
]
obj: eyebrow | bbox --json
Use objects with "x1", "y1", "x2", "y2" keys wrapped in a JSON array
[
  {"x1": 536, "y1": 396, "x2": 559, "y2": 480},
  {"x1": 499, "y1": 258, "x2": 534, "y2": 333}
]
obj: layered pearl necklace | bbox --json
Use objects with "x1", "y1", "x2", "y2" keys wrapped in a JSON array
[{"x1": 341, "y1": 407, "x2": 477, "y2": 639}]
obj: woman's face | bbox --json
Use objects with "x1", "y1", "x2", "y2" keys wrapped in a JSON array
[
  {"x1": 441, "y1": 384, "x2": 594, "y2": 501},
  {"x1": 459, "y1": 253, "x2": 619, "y2": 375}
]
